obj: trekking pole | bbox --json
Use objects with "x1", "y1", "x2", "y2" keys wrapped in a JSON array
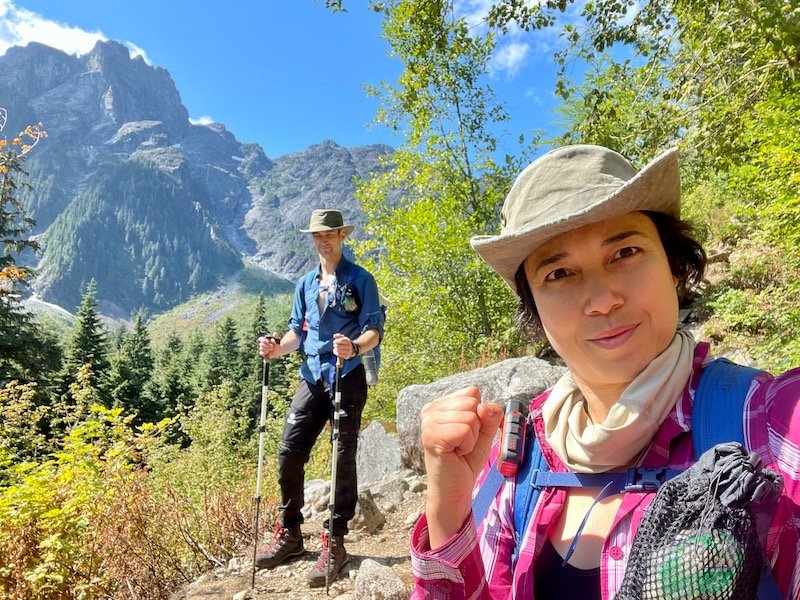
[
  {"x1": 251, "y1": 354, "x2": 270, "y2": 588},
  {"x1": 326, "y1": 354, "x2": 344, "y2": 595}
]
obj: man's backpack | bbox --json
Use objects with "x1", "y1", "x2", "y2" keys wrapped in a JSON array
[{"x1": 471, "y1": 358, "x2": 782, "y2": 599}]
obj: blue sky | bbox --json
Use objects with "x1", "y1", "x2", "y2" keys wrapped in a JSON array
[{"x1": 0, "y1": 0, "x2": 568, "y2": 159}]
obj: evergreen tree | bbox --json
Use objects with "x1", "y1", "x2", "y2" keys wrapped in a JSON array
[
  {"x1": 110, "y1": 313, "x2": 159, "y2": 425},
  {"x1": 151, "y1": 331, "x2": 195, "y2": 416},
  {"x1": 204, "y1": 316, "x2": 245, "y2": 394},
  {"x1": 241, "y1": 293, "x2": 296, "y2": 425},
  {"x1": 249, "y1": 294, "x2": 271, "y2": 355},
  {"x1": 181, "y1": 330, "x2": 207, "y2": 401},
  {"x1": 0, "y1": 111, "x2": 58, "y2": 386},
  {"x1": 58, "y1": 279, "x2": 111, "y2": 407},
  {"x1": 242, "y1": 294, "x2": 269, "y2": 426}
]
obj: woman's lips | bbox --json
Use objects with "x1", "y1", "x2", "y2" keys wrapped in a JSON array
[{"x1": 588, "y1": 324, "x2": 637, "y2": 349}]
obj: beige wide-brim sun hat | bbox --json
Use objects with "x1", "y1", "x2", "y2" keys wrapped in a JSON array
[
  {"x1": 470, "y1": 144, "x2": 681, "y2": 289},
  {"x1": 299, "y1": 209, "x2": 355, "y2": 235}
]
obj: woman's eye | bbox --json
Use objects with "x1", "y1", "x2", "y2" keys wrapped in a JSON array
[
  {"x1": 545, "y1": 267, "x2": 570, "y2": 281},
  {"x1": 614, "y1": 246, "x2": 640, "y2": 260}
]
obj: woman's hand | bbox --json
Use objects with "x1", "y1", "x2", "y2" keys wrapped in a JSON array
[{"x1": 421, "y1": 387, "x2": 503, "y2": 548}]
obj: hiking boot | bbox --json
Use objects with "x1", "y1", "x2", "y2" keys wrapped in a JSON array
[
  {"x1": 306, "y1": 533, "x2": 350, "y2": 588},
  {"x1": 254, "y1": 524, "x2": 304, "y2": 569}
]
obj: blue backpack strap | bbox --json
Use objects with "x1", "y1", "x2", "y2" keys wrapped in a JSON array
[
  {"x1": 472, "y1": 413, "x2": 548, "y2": 556},
  {"x1": 472, "y1": 415, "x2": 546, "y2": 529},
  {"x1": 512, "y1": 429, "x2": 547, "y2": 562},
  {"x1": 694, "y1": 357, "x2": 781, "y2": 600},
  {"x1": 692, "y1": 357, "x2": 763, "y2": 453},
  {"x1": 472, "y1": 461, "x2": 505, "y2": 527}
]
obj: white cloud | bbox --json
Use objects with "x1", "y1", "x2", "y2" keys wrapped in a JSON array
[
  {"x1": 491, "y1": 41, "x2": 530, "y2": 77},
  {"x1": 189, "y1": 115, "x2": 215, "y2": 126},
  {"x1": 452, "y1": 0, "x2": 547, "y2": 78},
  {"x1": 523, "y1": 87, "x2": 545, "y2": 105},
  {"x1": 126, "y1": 42, "x2": 150, "y2": 64},
  {"x1": 453, "y1": 0, "x2": 495, "y2": 31},
  {"x1": 0, "y1": 0, "x2": 149, "y2": 64}
]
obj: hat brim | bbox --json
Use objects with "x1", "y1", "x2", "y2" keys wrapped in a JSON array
[
  {"x1": 470, "y1": 147, "x2": 680, "y2": 289},
  {"x1": 299, "y1": 225, "x2": 355, "y2": 235}
]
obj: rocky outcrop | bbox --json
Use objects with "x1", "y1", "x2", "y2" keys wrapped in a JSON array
[
  {"x1": 356, "y1": 421, "x2": 403, "y2": 486},
  {"x1": 396, "y1": 355, "x2": 566, "y2": 473}
]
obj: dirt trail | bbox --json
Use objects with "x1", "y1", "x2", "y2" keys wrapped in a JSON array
[{"x1": 173, "y1": 483, "x2": 423, "y2": 599}]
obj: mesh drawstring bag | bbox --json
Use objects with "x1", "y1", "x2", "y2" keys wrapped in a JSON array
[{"x1": 615, "y1": 442, "x2": 782, "y2": 600}]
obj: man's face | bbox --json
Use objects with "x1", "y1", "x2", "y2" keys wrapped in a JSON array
[{"x1": 312, "y1": 229, "x2": 347, "y2": 260}]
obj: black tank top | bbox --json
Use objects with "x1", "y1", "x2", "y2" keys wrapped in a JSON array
[{"x1": 533, "y1": 536, "x2": 601, "y2": 599}]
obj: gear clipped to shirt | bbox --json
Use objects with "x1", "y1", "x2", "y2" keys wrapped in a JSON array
[{"x1": 341, "y1": 285, "x2": 358, "y2": 312}]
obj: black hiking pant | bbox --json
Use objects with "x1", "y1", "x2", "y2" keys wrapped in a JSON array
[{"x1": 277, "y1": 364, "x2": 367, "y2": 537}]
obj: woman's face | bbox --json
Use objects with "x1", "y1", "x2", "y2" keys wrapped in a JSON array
[{"x1": 524, "y1": 212, "x2": 679, "y2": 391}]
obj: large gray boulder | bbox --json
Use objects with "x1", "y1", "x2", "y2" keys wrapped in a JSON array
[
  {"x1": 396, "y1": 356, "x2": 566, "y2": 473},
  {"x1": 357, "y1": 420, "x2": 403, "y2": 486},
  {"x1": 353, "y1": 558, "x2": 407, "y2": 600}
]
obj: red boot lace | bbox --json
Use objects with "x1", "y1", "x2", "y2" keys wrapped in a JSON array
[
  {"x1": 268, "y1": 524, "x2": 288, "y2": 549},
  {"x1": 314, "y1": 533, "x2": 331, "y2": 570}
]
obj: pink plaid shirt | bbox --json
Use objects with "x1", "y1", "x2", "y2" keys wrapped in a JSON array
[{"x1": 410, "y1": 343, "x2": 800, "y2": 599}]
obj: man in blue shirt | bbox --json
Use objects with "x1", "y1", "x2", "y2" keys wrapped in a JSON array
[{"x1": 255, "y1": 209, "x2": 385, "y2": 587}]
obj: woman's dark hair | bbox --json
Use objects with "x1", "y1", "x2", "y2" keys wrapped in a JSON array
[{"x1": 514, "y1": 211, "x2": 707, "y2": 337}]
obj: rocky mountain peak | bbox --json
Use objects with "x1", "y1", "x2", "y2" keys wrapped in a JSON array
[
  {"x1": 80, "y1": 40, "x2": 190, "y2": 138},
  {"x1": 0, "y1": 42, "x2": 77, "y2": 99},
  {"x1": 84, "y1": 39, "x2": 134, "y2": 71}
]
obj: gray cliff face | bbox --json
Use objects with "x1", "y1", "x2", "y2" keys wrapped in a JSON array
[
  {"x1": 0, "y1": 41, "x2": 392, "y2": 312},
  {"x1": 0, "y1": 42, "x2": 78, "y2": 99},
  {"x1": 245, "y1": 140, "x2": 392, "y2": 279}
]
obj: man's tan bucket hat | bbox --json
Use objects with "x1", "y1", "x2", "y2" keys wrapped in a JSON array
[
  {"x1": 300, "y1": 209, "x2": 354, "y2": 235},
  {"x1": 470, "y1": 144, "x2": 680, "y2": 288}
]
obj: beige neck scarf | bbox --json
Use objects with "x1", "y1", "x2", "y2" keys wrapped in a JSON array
[{"x1": 543, "y1": 330, "x2": 696, "y2": 473}]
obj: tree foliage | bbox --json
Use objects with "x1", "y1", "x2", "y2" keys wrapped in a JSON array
[
  {"x1": 0, "y1": 110, "x2": 57, "y2": 386},
  {"x1": 57, "y1": 280, "x2": 111, "y2": 409},
  {"x1": 355, "y1": 0, "x2": 537, "y2": 406},
  {"x1": 487, "y1": 0, "x2": 800, "y2": 164},
  {"x1": 0, "y1": 381, "x2": 52, "y2": 463},
  {"x1": 0, "y1": 400, "x2": 253, "y2": 599},
  {"x1": 109, "y1": 313, "x2": 162, "y2": 425}
]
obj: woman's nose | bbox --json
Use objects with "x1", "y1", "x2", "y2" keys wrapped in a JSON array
[{"x1": 583, "y1": 273, "x2": 624, "y2": 315}]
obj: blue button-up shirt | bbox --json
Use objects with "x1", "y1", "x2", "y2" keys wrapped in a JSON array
[{"x1": 287, "y1": 256, "x2": 385, "y2": 388}]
